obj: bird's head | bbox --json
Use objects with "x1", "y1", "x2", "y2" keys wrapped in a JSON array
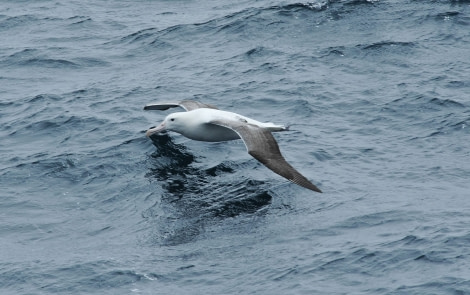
[{"x1": 146, "y1": 112, "x2": 186, "y2": 137}]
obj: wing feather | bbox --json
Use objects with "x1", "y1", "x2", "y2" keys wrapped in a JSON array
[{"x1": 211, "y1": 119, "x2": 322, "y2": 193}]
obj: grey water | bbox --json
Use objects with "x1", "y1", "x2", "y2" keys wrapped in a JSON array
[{"x1": 1, "y1": 0, "x2": 470, "y2": 294}]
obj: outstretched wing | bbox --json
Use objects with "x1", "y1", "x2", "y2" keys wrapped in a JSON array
[
  {"x1": 210, "y1": 119, "x2": 322, "y2": 193},
  {"x1": 144, "y1": 100, "x2": 218, "y2": 112}
]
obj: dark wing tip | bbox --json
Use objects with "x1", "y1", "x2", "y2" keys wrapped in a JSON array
[
  {"x1": 299, "y1": 180, "x2": 322, "y2": 193},
  {"x1": 276, "y1": 167, "x2": 322, "y2": 193},
  {"x1": 143, "y1": 104, "x2": 174, "y2": 111},
  {"x1": 290, "y1": 171, "x2": 322, "y2": 193},
  {"x1": 249, "y1": 150, "x2": 322, "y2": 194}
]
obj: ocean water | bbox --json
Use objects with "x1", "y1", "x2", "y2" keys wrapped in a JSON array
[{"x1": 1, "y1": 0, "x2": 470, "y2": 294}]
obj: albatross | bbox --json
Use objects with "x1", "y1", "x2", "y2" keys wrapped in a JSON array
[{"x1": 144, "y1": 100, "x2": 322, "y2": 193}]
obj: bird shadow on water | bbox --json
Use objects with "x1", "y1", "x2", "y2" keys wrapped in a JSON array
[{"x1": 143, "y1": 133, "x2": 272, "y2": 246}]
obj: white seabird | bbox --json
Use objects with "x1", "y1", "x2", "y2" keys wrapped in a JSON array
[{"x1": 144, "y1": 100, "x2": 322, "y2": 193}]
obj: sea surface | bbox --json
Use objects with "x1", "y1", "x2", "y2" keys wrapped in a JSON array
[{"x1": 1, "y1": 0, "x2": 470, "y2": 294}]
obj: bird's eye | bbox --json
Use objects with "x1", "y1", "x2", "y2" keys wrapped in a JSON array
[{"x1": 170, "y1": 118, "x2": 175, "y2": 121}]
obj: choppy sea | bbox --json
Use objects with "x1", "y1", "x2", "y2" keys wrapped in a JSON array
[{"x1": 1, "y1": 0, "x2": 470, "y2": 294}]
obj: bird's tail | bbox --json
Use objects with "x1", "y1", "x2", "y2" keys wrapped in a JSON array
[{"x1": 263, "y1": 122, "x2": 288, "y2": 132}]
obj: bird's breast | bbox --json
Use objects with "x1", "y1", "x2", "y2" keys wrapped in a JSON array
[{"x1": 181, "y1": 123, "x2": 240, "y2": 142}]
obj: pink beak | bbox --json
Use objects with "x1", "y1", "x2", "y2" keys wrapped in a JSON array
[{"x1": 146, "y1": 121, "x2": 166, "y2": 137}]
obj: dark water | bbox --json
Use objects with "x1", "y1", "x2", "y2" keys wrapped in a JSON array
[{"x1": 1, "y1": 0, "x2": 470, "y2": 294}]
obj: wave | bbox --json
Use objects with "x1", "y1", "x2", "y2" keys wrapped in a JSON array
[
  {"x1": 2, "y1": 51, "x2": 107, "y2": 69},
  {"x1": 2, "y1": 39, "x2": 109, "y2": 69},
  {"x1": 384, "y1": 95, "x2": 466, "y2": 114},
  {"x1": 360, "y1": 41, "x2": 416, "y2": 51},
  {"x1": 20, "y1": 57, "x2": 79, "y2": 68},
  {"x1": 116, "y1": 2, "x2": 330, "y2": 48}
]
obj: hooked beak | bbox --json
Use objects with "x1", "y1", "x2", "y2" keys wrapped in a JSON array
[{"x1": 146, "y1": 122, "x2": 166, "y2": 137}]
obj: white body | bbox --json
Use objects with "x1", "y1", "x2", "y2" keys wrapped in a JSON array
[{"x1": 147, "y1": 108, "x2": 286, "y2": 142}]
